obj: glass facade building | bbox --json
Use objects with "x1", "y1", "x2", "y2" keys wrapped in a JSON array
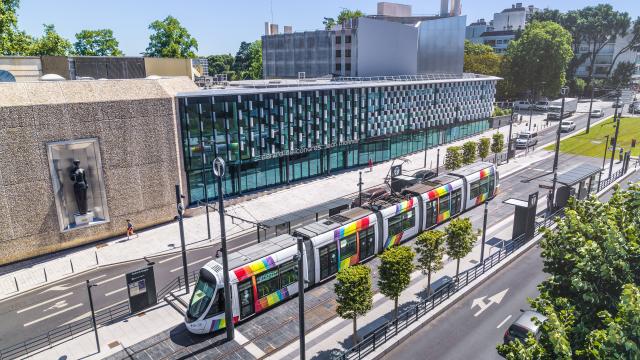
[{"x1": 177, "y1": 76, "x2": 498, "y2": 204}]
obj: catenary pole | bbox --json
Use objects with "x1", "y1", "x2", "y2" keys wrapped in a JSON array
[{"x1": 175, "y1": 185, "x2": 189, "y2": 294}]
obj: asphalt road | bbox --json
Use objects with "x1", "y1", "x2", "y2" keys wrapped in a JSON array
[
  {"x1": 0, "y1": 104, "x2": 618, "y2": 349},
  {"x1": 382, "y1": 245, "x2": 545, "y2": 360}
]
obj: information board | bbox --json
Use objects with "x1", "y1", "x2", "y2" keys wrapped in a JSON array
[{"x1": 126, "y1": 266, "x2": 157, "y2": 314}]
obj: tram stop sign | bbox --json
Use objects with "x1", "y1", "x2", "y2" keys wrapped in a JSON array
[
  {"x1": 126, "y1": 266, "x2": 157, "y2": 314},
  {"x1": 390, "y1": 164, "x2": 402, "y2": 178},
  {"x1": 213, "y1": 157, "x2": 225, "y2": 177}
]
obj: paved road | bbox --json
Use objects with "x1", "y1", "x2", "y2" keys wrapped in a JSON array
[
  {"x1": 382, "y1": 245, "x2": 545, "y2": 360},
  {"x1": 0, "y1": 105, "x2": 617, "y2": 349}
]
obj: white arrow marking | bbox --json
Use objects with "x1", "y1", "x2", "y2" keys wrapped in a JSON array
[
  {"x1": 471, "y1": 288, "x2": 509, "y2": 317},
  {"x1": 41, "y1": 284, "x2": 73, "y2": 293}
]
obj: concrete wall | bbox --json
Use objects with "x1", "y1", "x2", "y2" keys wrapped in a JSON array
[
  {"x1": 41, "y1": 56, "x2": 71, "y2": 79},
  {"x1": 144, "y1": 57, "x2": 194, "y2": 78},
  {"x1": 262, "y1": 31, "x2": 333, "y2": 79},
  {"x1": 0, "y1": 56, "x2": 42, "y2": 82},
  {"x1": 0, "y1": 77, "x2": 197, "y2": 264},
  {"x1": 417, "y1": 16, "x2": 465, "y2": 74},
  {"x1": 355, "y1": 17, "x2": 418, "y2": 76}
]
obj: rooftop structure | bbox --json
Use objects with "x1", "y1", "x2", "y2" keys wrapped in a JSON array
[{"x1": 465, "y1": 3, "x2": 538, "y2": 53}]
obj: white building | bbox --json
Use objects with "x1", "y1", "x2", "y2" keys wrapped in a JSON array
[
  {"x1": 465, "y1": 3, "x2": 538, "y2": 53},
  {"x1": 575, "y1": 33, "x2": 640, "y2": 81}
]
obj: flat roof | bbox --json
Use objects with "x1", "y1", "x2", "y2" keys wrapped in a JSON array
[
  {"x1": 177, "y1": 73, "x2": 501, "y2": 97},
  {"x1": 227, "y1": 234, "x2": 297, "y2": 270}
]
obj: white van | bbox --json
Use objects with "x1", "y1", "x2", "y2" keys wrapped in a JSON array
[
  {"x1": 515, "y1": 131, "x2": 538, "y2": 149},
  {"x1": 535, "y1": 101, "x2": 550, "y2": 111},
  {"x1": 513, "y1": 101, "x2": 532, "y2": 110}
]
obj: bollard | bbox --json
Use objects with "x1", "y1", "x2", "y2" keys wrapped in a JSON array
[
  {"x1": 95, "y1": 251, "x2": 99, "y2": 266},
  {"x1": 70, "y1": 258, "x2": 75, "y2": 273},
  {"x1": 14, "y1": 277, "x2": 19, "y2": 292},
  {"x1": 43, "y1": 268, "x2": 48, "y2": 282}
]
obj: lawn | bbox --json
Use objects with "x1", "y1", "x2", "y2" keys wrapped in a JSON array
[{"x1": 544, "y1": 117, "x2": 640, "y2": 157}]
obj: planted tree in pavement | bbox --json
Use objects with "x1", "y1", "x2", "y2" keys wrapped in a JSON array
[
  {"x1": 335, "y1": 265, "x2": 373, "y2": 345},
  {"x1": 478, "y1": 137, "x2": 491, "y2": 161},
  {"x1": 491, "y1": 132, "x2": 504, "y2": 163},
  {"x1": 378, "y1": 246, "x2": 415, "y2": 318},
  {"x1": 444, "y1": 146, "x2": 463, "y2": 170},
  {"x1": 462, "y1": 141, "x2": 477, "y2": 165},
  {"x1": 445, "y1": 217, "x2": 476, "y2": 280},
  {"x1": 415, "y1": 230, "x2": 447, "y2": 296}
]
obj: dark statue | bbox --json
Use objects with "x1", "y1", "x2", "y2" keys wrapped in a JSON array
[{"x1": 70, "y1": 159, "x2": 89, "y2": 215}]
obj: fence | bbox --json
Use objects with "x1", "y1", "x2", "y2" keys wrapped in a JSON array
[
  {"x1": 337, "y1": 163, "x2": 629, "y2": 360},
  {"x1": 0, "y1": 270, "x2": 198, "y2": 360}
]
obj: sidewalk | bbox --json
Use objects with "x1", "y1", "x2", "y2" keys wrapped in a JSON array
[{"x1": 0, "y1": 116, "x2": 541, "y2": 299}]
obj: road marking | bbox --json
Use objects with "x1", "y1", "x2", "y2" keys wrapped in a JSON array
[
  {"x1": 17, "y1": 292, "x2": 74, "y2": 313},
  {"x1": 23, "y1": 303, "x2": 84, "y2": 327},
  {"x1": 97, "y1": 274, "x2": 123, "y2": 286},
  {"x1": 234, "y1": 330, "x2": 266, "y2": 358},
  {"x1": 158, "y1": 254, "x2": 182, "y2": 264},
  {"x1": 44, "y1": 300, "x2": 70, "y2": 312},
  {"x1": 169, "y1": 257, "x2": 212, "y2": 273},
  {"x1": 497, "y1": 314, "x2": 512, "y2": 329},
  {"x1": 105, "y1": 287, "x2": 127, "y2": 297},
  {"x1": 471, "y1": 288, "x2": 509, "y2": 317}
]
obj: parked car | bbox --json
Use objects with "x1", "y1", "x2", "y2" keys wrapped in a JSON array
[
  {"x1": 560, "y1": 120, "x2": 576, "y2": 132},
  {"x1": 350, "y1": 186, "x2": 389, "y2": 207},
  {"x1": 590, "y1": 108, "x2": 603, "y2": 117},
  {"x1": 534, "y1": 101, "x2": 550, "y2": 111},
  {"x1": 629, "y1": 102, "x2": 640, "y2": 114},
  {"x1": 513, "y1": 100, "x2": 532, "y2": 110},
  {"x1": 515, "y1": 131, "x2": 538, "y2": 149},
  {"x1": 503, "y1": 310, "x2": 548, "y2": 344}
]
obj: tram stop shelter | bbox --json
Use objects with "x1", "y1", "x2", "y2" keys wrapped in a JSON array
[
  {"x1": 261, "y1": 197, "x2": 353, "y2": 238},
  {"x1": 540, "y1": 163, "x2": 602, "y2": 210}
]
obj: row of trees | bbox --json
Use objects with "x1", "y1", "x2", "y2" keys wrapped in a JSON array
[
  {"x1": 444, "y1": 133, "x2": 504, "y2": 170},
  {"x1": 1, "y1": 0, "x2": 264, "y2": 78},
  {"x1": 335, "y1": 217, "x2": 478, "y2": 344},
  {"x1": 498, "y1": 183, "x2": 640, "y2": 358}
]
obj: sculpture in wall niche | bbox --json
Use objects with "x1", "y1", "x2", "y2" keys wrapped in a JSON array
[{"x1": 70, "y1": 159, "x2": 89, "y2": 214}]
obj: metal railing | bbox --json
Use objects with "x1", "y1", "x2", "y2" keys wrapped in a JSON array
[
  {"x1": 0, "y1": 269, "x2": 198, "y2": 360},
  {"x1": 338, "y1": 164, "x2": 628, "y2": 360}
]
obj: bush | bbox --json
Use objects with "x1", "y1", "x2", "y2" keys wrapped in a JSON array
[
  {"x1": 462, "y1": 141, "x2": 477, "y2": 165},
  {"x1": 444, "y1": 146, "x2": 463, "y2": 170}
]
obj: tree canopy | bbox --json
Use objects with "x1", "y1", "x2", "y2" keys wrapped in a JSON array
[
  {"x1": 378, "y1": 246, "x2": 415, "y2": 318},
  {"x1": 444, "y1": 146, "x2": 463, "y2": 170},
  {"x1": 415, "y1": 230, "x2": 447, "y2": 295},
  {"x1": 445, "y1": 217, "x2": 476, "y2": 278},
  {"x1": 145, "y1": 15, "x2": 198, "y2": 58},
  {"x1": 478, "y1": 138, "x2": 491, "y2": 161},
  {"x1": 74, "y1": 29, "x2": 122, "y2": 56},
  {"x1": 502, "y1": 21, "x2": 573, "y2": 98},
  {"x1": 335, "y1": 265, "x2": 373, "y2": 344},
  {"x1": 498, "y1": 184, "x2": 640, "y2": 358},
  {"x1": 29, "y1": 24, "x2": 72, "y2": 56},
  {"x1": 464, "y1": 40, "x2": 503, "y2": 78}
]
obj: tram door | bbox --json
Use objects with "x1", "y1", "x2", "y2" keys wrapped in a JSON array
[
  {"x1": 238, "y1": 280, "x2": 254, "y2": 319},
  {"x1": 319, "y1": 243, "x2": 339, "y2": 280},
  {"x1": 425, "y1": 199, "x2": 438, "y2": 228},
  {"x1": 451, "y1": 189, "x2": 462, "y2": 216}
]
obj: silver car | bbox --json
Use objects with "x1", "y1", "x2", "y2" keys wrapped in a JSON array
[
  {"x1": 590, "y1": 108, "x2": 603, "y2": 117},
  {"x1": 503, "y1": 310, "x2": 548, "y2": 344}
]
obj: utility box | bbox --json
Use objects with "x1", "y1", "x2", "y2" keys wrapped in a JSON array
[{"x1": 505, "y1": 192, "x2": 538, "y2": 240}]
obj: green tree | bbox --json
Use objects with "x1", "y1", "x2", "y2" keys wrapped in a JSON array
[
  {"x1": 445, "y1": 217, "x2": 476, "y2": 279},
  {"x1": 145, "y1": 15, "x2": 198, "y2": 58},
  {"x1": 246, "y1": 40, "x2": 262, "y2": 80},
  {"x1": 415, "y1": 230, "x2": 446, "y2": 296},
  {"x1": 462, "y1": 141, "x2": 477, "y2": 165},
  {"x1": 608, "y1": 61, "x2": 635, "y2": 88},
  {"x1": 378, "y1": 246, "x2": 415, "y2": 318},
  {"x1": 74, "y1": 29, "x2": 122, "y2": 56},
  {"x1": 463, "y1": 40, "x2": 502, "y2": 76},
  {"x1": 444, "y1": 146, "x2": 463, "y2": 170},
  {"x1": 491, "y1": 132, "x2": 505, "y2": 163},
  {"x1": 29, "y1": 24, "x2": 72, "y2": 56},
  {"x1": 324, "y1": 9, "x2": 364, "y2": 30},
  {"x1": 335, "y1": 265, "x2": 373, "y2": 345},
  {"x1": 478, "y1": 138, "x2": 491, "y2": 161},
  {"x1": 503, "y1": 21, "x2": 573, "y2": 99},
  {"x1": 207, "y1": 53, "x2": 234, "y2": 76}
]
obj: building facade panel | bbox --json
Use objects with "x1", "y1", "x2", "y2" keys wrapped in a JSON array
[{"x1": 177, "y1": 77, "x2": 497, "y2": 204}]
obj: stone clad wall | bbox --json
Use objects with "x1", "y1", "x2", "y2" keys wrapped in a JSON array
[{"x1": 0, "y1": 78, "x2": 197, "y2": 264}]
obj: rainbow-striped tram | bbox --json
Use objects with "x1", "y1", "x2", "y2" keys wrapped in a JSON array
[{"x1": 185, "y1": 162, "x2": 498, "y2": 334}]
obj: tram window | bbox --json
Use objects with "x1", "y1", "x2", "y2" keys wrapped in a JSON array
[
  {"x1": 280, "y1": 261, "x2": 298, "y2": 287},
  {"x1": 319, "y1": 243, "x2": 338, "y2": 280},
  {"x1": 439, "y1": 196, "x2": 450, "y2": 214},
  {"x1": 256, "y1": 268, "x2": 280, "y2": 299},
  {"x1": 389, "y1": 209, "x2": 416, "y2": 237},
  {"x1": 341, "y1": 234, "x2": 357, "y2": 259},
  {"x1": 470, "y1": 180, "x2": 481, "y2": 199},
  {"x1": 426, "y1": 200, "x2": 437, "y2": 227},
  {"x1": 451, "y1": 190, "x2": 462, "y2": 215},
  {"x1": 358, "y1": 227, "x2": 376, "y2": 259},
  {"x1": 206, "y1": 289, "x2": 225, "y2": 317}
]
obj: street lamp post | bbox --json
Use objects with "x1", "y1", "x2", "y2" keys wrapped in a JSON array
[
  {"x1": 480, "y1": 201, "x2": 489, "y2": 264},
  {"x1": 608, "y1": 90, "x2": 622, "y2": 179},
  {"x1": 550, "y1": 86, "x2": 569, "y2": 212},
  {"x1": 358, "y1": 171, "x2": 363, "y2": 206},
  {"x1": 506, "y1": 104, "x2": 515, "y2": 164},
  {"x1": 436, "y1": 148, "x2": 440, "y2": 176},
  {"x1": 201, "y1": 141, "x2": 211, "y2": 240},
  {"x1": 295, "y1": 236, "x2": 306, "y2": 360},
  {"x1": 175, "y1": 185, "x2": 189, "y2": 294},
  {"x1": 86, "y1": 280, "x2": 100, "y2": 352},
  {"x1": 213, "y1": 157, "x2": 235, "y2": 341},
  {"x1": 602, "y1": 135, "x2": 610, "y2": 170},
  {"x1": 423, "y1": 126, "x2": 429, "y2": 168},
  {"x1": 586, "y1": 86, "x2": 595, "y2": 134}
]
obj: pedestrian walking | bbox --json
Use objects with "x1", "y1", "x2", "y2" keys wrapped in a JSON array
[
  {"x1": 126, "y1": 219, "x2": 136, "y2": 239},
  {"x1": 368, "y1": 158, "x2": 373, "y2": 172},
  {"x1": 619, "y1": 147, "x2": 624, "y2": 163}
]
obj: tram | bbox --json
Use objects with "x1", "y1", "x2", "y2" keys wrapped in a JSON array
[{"x1": 185, "y1": 161, "x2": 499, "y2": 334}]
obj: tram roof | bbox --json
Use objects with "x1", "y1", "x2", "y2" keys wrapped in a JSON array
[
  {"x1": 227, "y1": 234, "x2": 297, "y2": 270},
  {"x1": 402, "y1": 174, "x2": 460, "y2": 195},
  {"x1": 294, "y1": 207, "x2": 373, "y2": 239},
  {"x1": 449, "y1": 162, "x2": 494, "y2": 177}
]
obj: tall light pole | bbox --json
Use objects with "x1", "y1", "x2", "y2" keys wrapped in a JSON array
[
  {"x1": 201, "y1": 141, "x2": 211, "y2": 240},
  {"x1": 86, "y1": 280, "x2": 100, "y2": 352},
  {"x1": 506, "y1": 104, "x2": 515, "y2": 164},
  {"x1": 357, "y1": 171, "x2": 363, "y2": 206},
  {"x1": 213, "y1": 157, "x2": 234, "y2": 341},
  {"x1": 480, "y1": 201, "x2": 489, "y2": 264},
  {"x1": 175, "y1": 185, "x2": 189, "y2": 294},
  {"x1": 586, "y1": 86, "x2": 595, "y2": 134},
  {"x1": 423, "y1": 126, "x2": 429, "y2": 168},
  {"x1": 295, "y1": 237, "x2": 306, "y2": 360},
  {"x1": 550, "y1": 86, "x2": 569, "y2": 211},
  {"x1": 602, "y1": 135, "x2": 610, "y2": 169},
  {"x1": 608, "y1": 90, "x2": 622, "y2": 179}
]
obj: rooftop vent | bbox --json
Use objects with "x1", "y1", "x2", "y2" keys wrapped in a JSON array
[{"x1": 40, "y1": 73, "x2": 65, "y2": 81}]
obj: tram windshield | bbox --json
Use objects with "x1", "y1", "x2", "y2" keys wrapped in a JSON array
[{"x1": 187, "y1": 269, "x2": 217, "y2": 321}]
